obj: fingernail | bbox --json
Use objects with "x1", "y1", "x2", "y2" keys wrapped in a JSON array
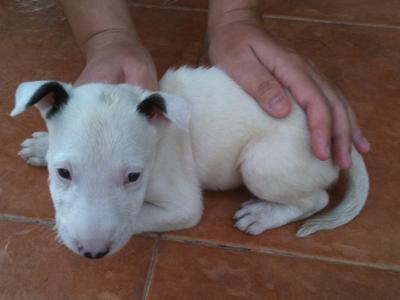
[
  {"x1": 264, "y1": 95, "x2": 288, "y2": 117},
  {"x1": 266, "y1": 95, "x2": 287, "y2": 113},
  {"x1": 360, "y1": 136, "x2": 370, "y2": 151},
  {"x1": 315, "y1": 130, "x2": 330, "y2": 159}
]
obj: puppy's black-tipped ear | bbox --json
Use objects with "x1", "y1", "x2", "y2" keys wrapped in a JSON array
[
  {"x1": 10, "y1": 81, "x2": 72, "y2": 119},
  {"x1": 137, "y1": 92, "x2": 190, "y2": 130},
  {"x1": 137, "y1": 93, "x2": 167, "y2": 119}
]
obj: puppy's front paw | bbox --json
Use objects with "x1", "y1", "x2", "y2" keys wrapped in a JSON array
[{"x1": 19, "y1": 131, "x2": 49, "y2": 167}]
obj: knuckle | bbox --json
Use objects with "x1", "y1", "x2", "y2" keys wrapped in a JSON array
[
  {"x1": 296, "y1": 91, "x2": 318, "y2": 106},
  {"x1": 331, "y1": 100, "x2": 347, "y2": 114},
  {"x1": 333, "y1": 129, "x2": 351, "y2": 142},
  {"x1": 309, "y1": 115, "x2": 330, "y2": 132},
  {"x1": 332, "y1": 119, "x2": 352, "y2": 142},
  {"x1": 128, "y1": 60, "x2": 155, "y2": 77},
  {"x1": 130, "y1": 60, "x2": 149, "y2": 73},
  {"x1": 256, "y1": 79, "x2": 281, "y2": 98},
  {"x1": 211, "y1": 40, "x2": 244, "y2": 62},
  {"x1": 285, "y1": 49, "x2": 305, "y2": 67},
  {"x1": 285, "y1": 48, "x2": 300, "y2": 57},
  {"x1": 331, "y1": 104, "x2": 351, "y2": 131},
  {"x1": 303, "y1": 93, "x2": 329, "y2": 110},
  {"x1": 310, "y1": 108, "x2": 332, "y2": 131}
]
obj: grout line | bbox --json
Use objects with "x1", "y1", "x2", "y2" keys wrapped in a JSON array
[
  {"x1": 263, "y1": 14, "x2": 400, "y2": 30},
  {"x1": 128, "y1": 3, "x2": 400, "y2": 30},
  {"x1": 128, "y1": 2, "x2": 207, "y2": 13},
  {"x1": 0, "y1": 214, "x2": 54, "y2": 226},
  {"x1": 3, "y1": 213, "x2": 399, "y2": 273},
  {"x1": 141, "y1": 235, "x2": 160, "y2": 300},
  {"x1": 161, "y1": 235, "x2": 400, "y2": 273}
]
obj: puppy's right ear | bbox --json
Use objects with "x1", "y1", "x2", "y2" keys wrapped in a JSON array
[{"x1": 10, "y1": 81, "x2": 72, "y2": 119}]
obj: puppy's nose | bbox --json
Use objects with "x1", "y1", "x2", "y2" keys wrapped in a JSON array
[
  {"x1": 77, "y1": 239, "x2": 111, "y2": 259},
  {"x1": 83, "y1": 248, "x2": 109, "y2": 259}
]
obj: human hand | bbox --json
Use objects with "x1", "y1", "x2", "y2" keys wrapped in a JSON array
[
  {"x1": 208, "y1": 14, "x2": 370, "y2": 170},
  {"x1": 75, "y1": 30, "x2": 158, "y2": 90}
]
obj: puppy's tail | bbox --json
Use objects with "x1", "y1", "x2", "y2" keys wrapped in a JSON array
[{"x1": 296, "y1": 148, "x2": 369, "y2": 237}]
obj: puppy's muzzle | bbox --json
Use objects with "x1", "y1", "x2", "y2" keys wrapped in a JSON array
[{"x1": 76, "y1": 239, "x2": 111, "y2": 259}]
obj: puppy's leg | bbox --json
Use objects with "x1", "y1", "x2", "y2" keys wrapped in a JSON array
[
  {"x1": 132, "y1": 193, "x2": 203, "y2": 234},
  {"x1": 234, "y1": 192, "x2": 328, "y2": 235},
  {"x1": 19, "y1": 131, "x2": 48, "y2": 167},
  {"x1": 236, "y1": 135, "x2": 336, "y2": 235}
]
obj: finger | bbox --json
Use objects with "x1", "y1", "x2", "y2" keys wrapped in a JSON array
[
  {"x1": 124, "y1": 64, "x2": 158, "y2": 91},
  {"x1": 343, "y1": 101, "x2": 370, "y2": 154},
  {"x1": 324, "y1": 81, "x2": 370, "y2": 154},
  {"x1": 310, "y1": 70, "x2": 353, "y2": 169},
  {"x1": 311, "y1": 62, "x2": 370, "y2": 155},
  {"x1": 254, "y1": 41, "x2": 331, "y2": 160},
  {"x1": 228, "y1": 52, "x2": 291, "y2": 118},
  {"x1": 285, "y1": 71, "x2": 332, "y2": 161},
  {"x1": 125, "y1": 74, "x2": 158, "y2": 91},
  {"x1": 74, "y1": 65, "x2": 121, "y2": 87}
]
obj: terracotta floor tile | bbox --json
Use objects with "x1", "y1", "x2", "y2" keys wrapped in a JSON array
[
  {"x1": 0, "y1": 221, "x2": 155, "y2": 299},
  {"x1": 165, "y1": 19, "x2": 400, "y2": 266},
  {"x1": 132, "y1": 8, "x2": 206, "y2": 74},
  {"x1": 0, "y1": 2, "x2": 205, "y2": 219},
  {"x1": 148, "y1": 241, "x2": 400, "y2": 300},
  {"x1": 130, "y1": 0, "x2": 400, "y2": 25}
]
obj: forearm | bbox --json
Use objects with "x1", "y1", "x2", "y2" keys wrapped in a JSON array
[
  {"x1": 208, "y1": 0, "x2": 261, "y2": 32},
  {"x1": 60, "y1": 0, "x2": 140, "y2": 56}
]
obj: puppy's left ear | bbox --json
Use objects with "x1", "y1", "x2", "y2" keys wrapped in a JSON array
[
  {"x1": 137, "y1": 92, "x2": 190, "y2": 130},
  {"x1": 10, "y1": 80, "x2": 72, "y2": 119}
]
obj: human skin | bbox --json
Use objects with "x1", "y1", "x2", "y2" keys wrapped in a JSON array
[
  {"x1": 60, "y1": 0, "x2": 370, "y2": 169},
  {"x1": 208, "y1": 0, "x2": 370, "y2": 169},
  {"x1": 61, "y1": 0, "x2": 158, "y2": 90}
]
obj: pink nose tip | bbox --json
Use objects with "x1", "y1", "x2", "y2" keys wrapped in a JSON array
[{"x1": 77, "y1": 239, "x2": 111, "y2": 259}]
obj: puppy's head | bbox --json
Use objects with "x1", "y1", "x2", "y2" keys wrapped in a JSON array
[{"x1": 11, "y1": 81, "x2": 189, "y2": 259}]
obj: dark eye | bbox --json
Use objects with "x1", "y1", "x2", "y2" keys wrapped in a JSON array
[
  {"x1": 127, "y1": 172, "x2": 140, "y2": 183},
  {"x1": 57, "y1": 168, "x2": 71, "y2": 180}
]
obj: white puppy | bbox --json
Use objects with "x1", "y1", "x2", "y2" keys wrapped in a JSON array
[{"x1": 11, "y1": 66, "x2": 369, "y2": 259}]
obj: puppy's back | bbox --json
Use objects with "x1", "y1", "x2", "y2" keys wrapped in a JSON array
[{"x1": 160, "y1": 66, "x2": 311, "y2": 189}]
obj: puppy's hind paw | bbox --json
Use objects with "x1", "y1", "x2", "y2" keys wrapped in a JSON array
[
  {"x1": 234, "y1": 199, "x2": 305, "y2": 235},
  {"x1": 234, "y1": 199, "x2": 274, "y2": 235},
  {"x1": 19, "y1": 131, "x2": 49, "y2": 167}
]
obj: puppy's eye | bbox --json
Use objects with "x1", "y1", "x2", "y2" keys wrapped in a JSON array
[
  {"x1": 57, "y1": 168, "x2": 71, "y2": 180},
  {"x1": 127, "y1": 172, "x2": 140, "y2": 183}
]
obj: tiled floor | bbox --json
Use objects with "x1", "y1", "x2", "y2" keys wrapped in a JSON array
[{"x1": 1, "y1": 0, "x2": 399, "y2": 299}]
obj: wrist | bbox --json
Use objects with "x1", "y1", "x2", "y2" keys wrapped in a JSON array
[
  {"x1": 82, "y1": 28, "x2": 142, "y2": 61},
  {"x1": 208, "y1": 0, "x2": 262, "y2": 37}
]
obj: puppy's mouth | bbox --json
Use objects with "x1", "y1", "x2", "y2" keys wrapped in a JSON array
[
  {"x1": 55, "y1": 222, "x2": 133, "y2": 258},
  {"x1": 107, "y1": 226, "x2": 133, "y2": 256}
]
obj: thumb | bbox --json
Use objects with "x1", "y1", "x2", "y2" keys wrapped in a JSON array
[
  {"x1": 253, "y1": 71, "x2": 291, "y2": 118},
  {"x1": 229, "y1": 60, "x2": 291, "y2": 118}
]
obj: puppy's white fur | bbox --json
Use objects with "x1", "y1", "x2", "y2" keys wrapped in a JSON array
[{"x1": 11, "y1": 66, "x2": 369, "y2": 257}]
